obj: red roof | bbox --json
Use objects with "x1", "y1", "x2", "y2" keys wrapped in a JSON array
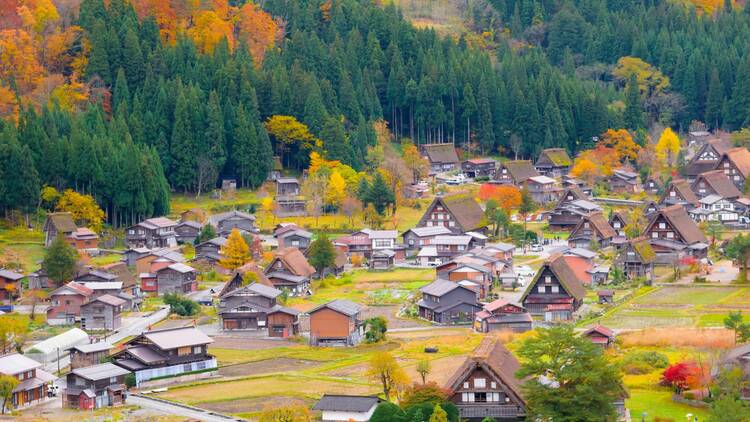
[
  {"x1": 475, "y1": 310, "x2": 491, "y2": 319},
  {"x1": 545, "y1": 303, "x2": 573, "y2": 311},
  {"x1": 483, "y1": 299, "x2": 510, "y2": 312},
  {"x1": 584, "y1": 325, "x2": 614, "y2": 338},
  {"x1": 562, "y1": 256, "x2": 593, "y2": 286}
]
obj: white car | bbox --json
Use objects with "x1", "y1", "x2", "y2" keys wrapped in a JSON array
[
  {"x1": 515, "y1": 265, "x2": 535, "y2": 278},
  {"x1": 530, "y1": 244, "x2": 543, "y2": 252},
  {"x1": 446, "y1": 177, "x2": 462, "y2": 185}
]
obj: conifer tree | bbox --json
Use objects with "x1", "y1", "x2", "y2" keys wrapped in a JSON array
[
  {"x1": 219, "y1": 228, "x2": 250, "y2": 270},
  {"x1": 624, "y1": 74, "x2": 644, "y2": 130},
  {"x1": 170, "y1": 89, "x2": 197, "y2": 191}
]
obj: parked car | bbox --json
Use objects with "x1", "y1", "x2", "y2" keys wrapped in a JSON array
[
  {"x1": 515, "y1": 265, "x2": 535, "y2": 278},
  {"x1": 530, "y1": 244, "x2": 543, "y2": 252}
]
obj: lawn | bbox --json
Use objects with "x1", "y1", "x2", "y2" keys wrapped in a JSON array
[
  {"x1": 0, "y1": 226, "x2": 45, "y2": 273},
  {"x1": 626, "y1": 388, "x2": 708, "y2": 421}
]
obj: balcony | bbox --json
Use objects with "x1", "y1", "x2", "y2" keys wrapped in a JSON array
[{"x1": 457, "y1": 404, "x2": 525, "y2": 419}]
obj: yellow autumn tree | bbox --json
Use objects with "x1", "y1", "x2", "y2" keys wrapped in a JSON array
[
  {"x1": 570, "y1": 157, "x2": 599, "y2": 185},
  {"x1": 326, "y1": 170, "x2": 347, "y2": 209},
  {"x1": 17, "y1": 0, "x2": 59, "y2": 35},
  {"x1": 55, "y1": 189, "x2": 104, "y2": 232},
  {"x1": 366, "y1": 352, "x2": 409, "y2": 400},
  {"x1": 187, "y1": 10, "x2": 234, "y2": 53},
  {"x1": 219, "y1": 228, "x2": 250, "y2": 270},
  {"x1": 656, "y1": 127, "x2": 681, "y2": 168},
  {"x1": 601, "y1": 129, "x2": 640, "y2": 162}
]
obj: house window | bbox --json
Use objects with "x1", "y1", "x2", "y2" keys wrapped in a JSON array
[
  {"x1": 177, "y1": 347, "x2": 191, "y2": 356},
  {"x1": 474, "y1": 378, "x2": 486, "y2": 388},
  {"x1": 491, "y1": 381, "x2": 497, "y2": 389},
  {"x1": 183, "y1": 364, "x2": 192, "y2": 372},
  {"x1": 666, "y1": 232, "x2": 674, "y2": 239},
  {"x1": 449, "y1": 221, "x2": 455, "y2": 227},
  {"x1": 537, "y1": 286, "x2": 545, "y2": 293},
  {"x1": 659, "y1": 222, "x2": 666, "y2": 229},
  {"x1": 427, "y1": 222, "x2": 433, "y2": 227},
  {"x1": 193, "y1": 346, "x2": 202, "y2": 354},
  {"x1": 463, "y1": 382, "x2": 469, "y2": 389},
  {"x1": 651, "y1": 232, "x2": 658, "y2": 238},
  {"x1": 551, "y1": 285, "x2": 559, "y2": 293},
  {"x1": 475, "y1": 392, "x2": 488, "y2": 402},
  {"x1": 544, "y1": 276, "x2": 551, "y2": 284},
  {"x1": 110, "y1": 377, "x2": 117, "y2": 384},
  {"x1": 669, "y1": 191, "x2": 676, "y2": 197}
]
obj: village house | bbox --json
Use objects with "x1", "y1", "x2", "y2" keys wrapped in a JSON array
[
  {"x1": 609, "y1": 211, "x2": 631, "y2": 247},
  {"x1": 462, "y1": 158, "x2": 497, "y2": 178},
  {"x1": 645, "y1": 204, "x2": 709, "y2": 262},
  {"x1": 112, "y1": 326, "x2": 215, "y2": 386},
  {"x1": 567, "y1": 212, "x2": 616, "y2": 249},
  {"x1": 525, "y1": 175, "x2": 562, "y2": 204},
  {"x1": 195, "y1": 237, "x2": 227, "y2": 264},
  {"x1": 63, "y1": 363, "x2": 129, "y2": 410},
  {"x1": 615, "y1": 237, "x2": 656, "y2": 281},
  {"x1": 607, "y1": 169, "x2": 642, "y2": 194},
  {"x1": 0, "y1": 353, "x2": 57, "y2": 410},
  {"x1": 42, "y1": 212, "x2": 77, "y2": 247},
  {"x1": 534, "y1": 148, "x2": 572, "y2": 178},
  {"x1": 689, "y1": 195, "x2": 741, "y2": 223},
  {"x1": 69, "y1": 228, "x2": 99, "y2": 253},
  {"x1": 494, "y1": 160, "x2": 539, "y2": 186},
  {"x1": 598, "y1": 289, "x2": 615, "y2": 304},
  {"x1": 47, "y1": 282, "x2": 94, "y2": 325},
  {"x1": 474, "y1": 300, "x2": 532, "y2": 333},
  {"x1": 716, "y1": 147, "x2": 750, "y2": 190},
  {"x1": 644, "y1": 200, "x2": 661, "y2": 218},
  {"x1": 80, "y1": 294, "x2": 125, "y2": 331},
  {"x1": 70, "y1": 342, "x2": 112, "y2": 369},
  {"x1": 274, "y1": 224, "x2": 313, "y2": 249},
  {"x1": 264, "y1": 247, "x2": 316, "y2": 296},
  {"x1": 125, "y1": 217, "x2": 178, "y2": 249},
  {"x1": 686, "y1": 138, "x2": 733, "y2": 182},
  {"x1": 174, "y1": 220, "x2": 202, "y2": 244},
  {"x1": 417, "y1": 195, "x2": 487, "y2": 234},
  {"x1": 369, "y1": 249, "x2": 396, "y2": 270},
  {"x1": 402, "y1": 226, "x2": 453, "y2": 252},
  {"x1": 687, "y1": 129, "x2": 712, "y2": 148},
  {"x1": 75, "y1": 270, "x2": 119, "y2": 284},
  {"x1": 150, "y1": 263, "x2": 197, "y2": 295},
  {"x1": 0, "y1": 269, "x2": 23, "y2": 303},
  {"x1": 547, "y1": 197, "x2": 601, "y2": 231},
  {"x1": 583, "y1": 325, "x2": 616, "y2": 348},
  {"x1": 313, "y1": 395, "x2": 381, "y2": 422},
  {"x1": 218, "y1": 283, "x2": 299, "y2": 337},
  {"x1": 520, "y1": 254, "x2": 586, "y2": 321},
  {"x1": 208, "y1": 210, "x2": 258, "y2": 237},
  {"x1": 308, "y1": 299, "x2": 364, "y2": 346},
  {"x1": 421, "y1": 143, "x2": 460, "y2": 173},
  {"x1": 561, "y1": 175, "x2": 592, "y2": 196},
  {"x1": 418, "y1": 279, "x2": 480, "y2": 325},
  {"x1": 691, "y1": 170, "x2": 742, "y2": 200},
  {"x1": 219, "y1": 263, "x2": 274, "y2": 297},
  {"x1": 437, "y1": 262, "x2": 493, "y2": 298},
  {"x1": 643, "y1": 176, "x2": 663, "y2": 195},
  {"x1": 134, "y1": 248, "x2": 185, "y2": 275},
  {"x1": 716, "y1": 343, "x2": 750, "y2": 400},
  {"x1": 437, "y1": 253, "x2": 504, "y2": 282},
  {"x1": 588, "y1": 265, "x2": 610, "y2": 286},
  {"x1": 445, "y1": 337, "x2": 526, "y2": 421},
  {"x1": 660, "y1": 179, "x2": 700, "y2": 209},
  {"x1": 275, "y1": 177, "x2": 306, "y2": 216},
  {"x1": 432, "y1": 234, "x2": 475, "y2": 258}
]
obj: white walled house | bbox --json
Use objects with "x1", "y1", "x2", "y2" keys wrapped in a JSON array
[
  {"x1": 312, "y1": 394, "x2": 381, "y2": 422},
  {"x1": 688, "y1": 195, "x2": 739, "y2": 223}
]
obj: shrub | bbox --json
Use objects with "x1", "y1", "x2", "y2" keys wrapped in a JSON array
[
  {"x1": 163, "y1": 293, "x2": 200, "y2": 316},
  {"x1": 623, "y1": 350, "x2": 669, "y2": 372},
  {"x1": 351, "y1": 254, "x2": 364, "y2": 267},
  {"x1": 124, "y1": 373, "x2": 136, "y2": 388}
]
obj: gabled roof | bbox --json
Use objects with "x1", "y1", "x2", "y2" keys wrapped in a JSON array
[
  {"x1": 276, "y1": 177, "x2": 299, "y2": 184},
  {"x1": 197, "y1": 237, "x2": 228, "y2": 248},
  {"x1": 82, "y1": 281, "x2": 123, "y2": 291},
  {"x1": 445, "y1": 337, "x2": 524, "y2": 404},
  {"x1": 222, "y1": 282, "x2": 282, "y2": 300},
  {"x1": 360, "y1": 229, "x2": 398, "y2": 239},
  {"x1": 308, "y1": 299, "x2": 362, "y2": 317},
  {"x1": 571, "y1": 212, "x2": 617, "y2": 240},
  {"x1": 208, "y1": 210, "x2": 256, "y2": 226},
  {"x1": 520, "y1": 254, "x2": 586, "y2": 303},
  {"x1": 500, "y1": 160, "x2": 539, "y2": 183},
  {"x1": 403, "y1": 226, "x2": 453, "y2": 237},
  {"x1": 176, "y1": 220, "x2": 203, "y2": 229},
  {"x1": 141, "y1": 326, "x2": 213, "y2": 350},
  {"x1": 482, "y1": 299, "x2": 524, "y2": 313},
  {"x1": 77, "y1": 269, "x2": 118, "y2": 281},
  {"x1": 0, "y1": 269, "x2": 24, "y2": 281},
  {"x1": 583, "y1": 325, "x2": 614, "y2": 338},
  {"x1": 0, "y1": 353, "x2": 41, "y2": 375},
  {"x1": 422, "y1": 143, "x2": 459, "y2": 164},
  {"x1": 71, "y1": 342, "x2": 112, "y2": 354},
  {"x1": 71, "y1": 227, "x2": 98, "y2": 239},
  {"x1": 562, "y1": 256, "x2": 592, "y2": 286},
  {"x1": 693, "y1": 170, "x2": 742, "y2": 199},
  {"x1": 568, "y1": 199, "x2": 601, "y2": 212},
  {"x1": 313, "y1": 395, "x2": 381, "y2": 412},
  {"x1": 720, "y1": 147, "x2": 750, "y2": 177},
  {"x1": 138, "y1": 217, "x2": 177, "y2": 229},
  {"x1": 536, "y1": 148, "x2": 572, "y2": 167},
  {"x1": 686, "y1": 139, "x2": 733, "y2": 176},
  {"x1": 45, "y1": 212, "x2": 77, "y2": 233},
  {"x1": 465, "y1": 158, "x2": 496, "y2": 165},
  {"x1": 609, "y1": 211, "x2": 631, "y2": 228},
  {"x1": 555, "y1": 186, "x2": 588, "y2": 208},
  {"x1": 268, "y1": 247, "x2": 316, "y2": 277},
  {"x1": 161, "y1": 263, "x2": 195, "y2": 274},
  {"x1": 71, "y1": 362, "x2": 130, "y2": 381},
  {"x1": 650, "y1": 205, "x2": 707, "y2": 245},
  {"x1": 662, "y1": 179, "x2": 700, "y2": 205},
  {"x1": 426, "y1": 195, "x2": 485, "y2": 232},
  {"x1": 420, "y1": 279, "x2": 474, "y2": 297},
  {"x1": 50, "y1": 281, "x2": 93, "y2": 297},
  {"x1": 87, "y1": 294, "x2": 126, "y2": 307},
  {"x1": 432, "y1": 235, "x2": 473, "y2": 246},
  {"x1": 527, "y1": 175, "x2": 556, "y2": 185}
]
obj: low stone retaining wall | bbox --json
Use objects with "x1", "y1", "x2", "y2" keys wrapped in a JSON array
[{"x1": 672, "y1": 394, "x2": 709, "y2": 408}]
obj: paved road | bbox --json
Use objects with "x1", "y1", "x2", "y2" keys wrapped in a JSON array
[
  {"x1": 44, "y1": 307, "x2": 170, "y2": 373},
  {"x1": 129, "y1": 394, "x2": 244, "y2": 422}
]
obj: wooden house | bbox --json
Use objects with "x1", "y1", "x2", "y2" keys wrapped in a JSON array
[
  {"x1": 402, "y1": 226, "x2": 453, "y2": 252},
  {"x1": 0, "y1": 270, "x2": 23, "y2": 303},
  {"x1": 275, "y1": 177, "x2": 306, "y2": 216},
  {"x1": 195, "y1": 237, "x2": 227, "y2": 264},
  {"x1": 112, "y1": 326, "x2": 215, "y2": 386},
  {"x1": 134, "y1": 248, "x2": 185, "y2": 275},
  {"x1": 643, "y1": 176, "x2": 663, "y2": 195},
  {"x1": 660, "y1": 179, "x2": 700, "y2": 209},
  {"x1": 609, "y1": 211, "x2": 631, "y2": 247},
  {"x1": 218, "y1": 283, "x2": 299, "y2": 336},
  {"x1": 582, "y1": 325, "x2": 616, "y2": 348},
  {"x1": 125, "y1": 217, "x2": 178, "y2": 249},
  {"x1": 445, "y1": 337, "x2": 526, "y2": 421},
  {"x1": 274, "y1": 224, "x2": 313, "y2": 249},
  {"x1": 308, "y1": 299, "x2": 364, "y2": 346},
  {"x1": 208, "y1": 210, "x2": 258, "y2": 237},
  {"x1": 421, "y1": 143, "x2": 460, "y2": 173},
  {"x1": 615, "y1": 237, "x2": 655, "y2": 281},
  {"x1": 644, "y1": 205, "x2": 708, "y2": 262},
  {"x1": 175, "y1": 220, "x2": 202, "y2": 244},
  {"x1": 607, "y1": 169, "x2": 642, "y2": 194},
  {"x1": 534, "y1": 148, "x2": 572, "y2": 178},
  {"x1": 474, "y1": 300, "x2": 532, "y2": 333},
  {"x1": 520, "y1": 254, "x2": 585, "y2": 320},
  {"x1": 69, "y1": 228, "x2": 99, "y2": 252},
  {"x1": 687, "y1": 129, "x2": 712, "y2": 148},
  {"x1": 70, "y1": 342, "x2": 112, "y2": 369},
  {"x1": 547, "y1": 198, "x2": 601, "y2": 231},
  {"x1": 567, "y1": 212, "x2": 616, "y2": 249},
  {"x1": 686, "y1": 138, "x2": 733, "y2": 182},
  {"x1": 63, "y1": 363, "x2": 129, "y2": 410},
  {"x1": 43, "y1": 212, "x2": 77, "y2": 247},
  {"x1": 264, "y1": 247, "x2": 316, "y2": 296},
  {"x1": 418, "y1": 279, "x2": 480, "y2": 324},
  {"x1": 716, "y1": 147, "x2": 750, "y2": 190},
  {"x1": 690, "y1": 195, "x2": 741, "y2": 223},
  {"x1": 80, "y1": 294, "x2": 125, "y2": 331},
  {"x1": 561, "y1": 175, "x2": 592, "y2": 196},
  {"x1": 462, "y1": 158, "x2": 497, "y2": 178},
  {"x1": 437, "y1": 261, "x2": 493, "y2": 298},
  {"x1": 494, "y1": 160, "x2": 539, "y2": 186},
  {"x1": 0, "y1": 353, "x2": 56, "y2": 409},
  {"x1": 691, "y1": 170, "x2": 742, "y2": 200},
  {"x1": 151, "y1": 263, "x2": 196, "y2": 295},
  {"x1": 525, "y1": 175, "x2": 562, "y2": 204},
  {"x1": 313, "y1": 395, "x2": 381, "y2": 422},
  {"x1": 75, "y1": 270, "x2": 119, "y2": 285},
  {"x1": 47, "y1": 282, "x2": 94, "y2": 325},
  {"x1": 369, "y1": 249, "x2": 395, "y2": 270},
  {"x1": 417, "y1": 195, "x2": 486, "y2": 234}
]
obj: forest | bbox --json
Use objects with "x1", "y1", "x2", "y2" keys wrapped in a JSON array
[{"x1": 0, "y1": 0, "x2": 748, "y2": 225}]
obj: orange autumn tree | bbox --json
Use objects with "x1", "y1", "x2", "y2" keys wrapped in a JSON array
[
  {"x1": 570, "y1": 144, "x2": 620, "y2": 184},
  {"x1": 187, "y1": 10, "x2": 234, "y2": 54},
  {"x1": 0, "y1": 29, "x2": 43, "y2": 94},
  {"x1": 237, "y1": 2, "x2": 279, "y2": 63},
  {"x1": 601, "y1": 129, "x2": 640, "y2": 162},
  {"x1": 478, "y1": 184, "x2": 521, "y2": 212}
]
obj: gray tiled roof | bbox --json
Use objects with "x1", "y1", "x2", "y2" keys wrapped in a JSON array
[
  {"x1": 313, "y1": 394, "x2": 380, "y2": 412},
  {"x1": 72, "y1": 363, "x2": 130, "y2": 380},
  {"x1": 308, "y1": 299, "x2": 362, "y2": 317}
]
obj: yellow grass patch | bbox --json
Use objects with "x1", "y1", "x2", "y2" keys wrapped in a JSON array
[{"x1": 619, "y1": 327, "x2": 734, "y2": 349}]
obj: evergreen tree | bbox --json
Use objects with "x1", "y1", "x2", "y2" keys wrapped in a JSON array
[
  {"x1": 43, "y1": 236, "x2": 79, "y2": 286},
  {"x1": 307, "y1": 233, "x2": 336, "y2": 274},
  {"x1": 170, "y1": 89, "x2": 197, "y2": 191},
  {"x1": 705, "y1": 68, "x2": 724, "y2": 130},
  {"x1": 365, "y1": 173, "x2": 395, "y2": 215},
  {"x1": 624, "y1": 74, "x2": 644, "y2": 130}
]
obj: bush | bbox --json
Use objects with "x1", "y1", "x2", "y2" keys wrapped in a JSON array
[
  {"x1": 623, "y1": 350, "x2": 669, "y2": 370},
  {"x1": 124, "y1": 373, "x2": 136, "y2": 388},
  {"x1": 163, "y1": 293, "x2": 200, "y2": 316}
]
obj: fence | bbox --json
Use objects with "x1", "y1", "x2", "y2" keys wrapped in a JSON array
[{"x1": 134, "y1": 358, "x2": 217, "y2": 386}]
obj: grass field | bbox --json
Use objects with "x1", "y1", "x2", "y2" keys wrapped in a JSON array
[{"x1": 0, "y1": 226, "x2": 45, "y2": 273}]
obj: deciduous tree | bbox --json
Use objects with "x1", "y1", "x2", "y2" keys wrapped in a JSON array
[
  {"x1": 656, "y1": 127, "x2": 681, "y2": 169},
  {"x1": 367, "y1": 351, "x2": 409, "y2": 401},
  {"x1": 0, "y1": 374, "x2": 18, "y2": 414},
  {"x1": 219, "y1": 228, "x2": 250, "y2": 270},
  {"x1": 42, "y1": 236, "x2": 78, "y2": 286},
  {"x1": 307, "y1": 233, "x2": 335, "y2": 274},
  {"x1": 56, "y1": 189, "x2": 104, "y2": 232}
]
